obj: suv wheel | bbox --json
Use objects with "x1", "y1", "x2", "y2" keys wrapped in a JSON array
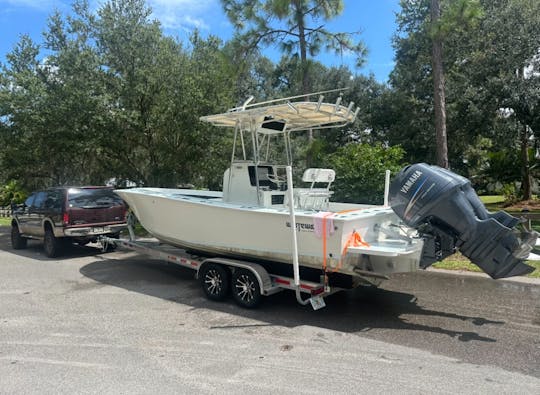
[
  {"x1": 11, "y1": 224, "x2": 28, "y2": 250},
  {"x1": 44, "y1": 227, "x2": 61, "y2": 258}
]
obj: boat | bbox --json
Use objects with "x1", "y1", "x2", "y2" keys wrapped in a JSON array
[{"x1": 115, "y1": 91, "x2": 536, "y2": 286}]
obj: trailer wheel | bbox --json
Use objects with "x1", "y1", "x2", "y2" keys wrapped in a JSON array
[
  {"x1": 200, "y1": 263, "x2": 230, "y2": 301},
  {"x1": 231, "y1": 269, "x2": 261, "y2": 308}
]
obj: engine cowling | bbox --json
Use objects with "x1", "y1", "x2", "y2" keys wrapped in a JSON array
[{"x1": 389, "y1": 163, "x2": 535, "y2": 279}]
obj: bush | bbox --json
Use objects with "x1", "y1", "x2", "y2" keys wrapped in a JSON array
[
  {"x1": 0, "y1": 180, "x2": 28, "y2": 206},
  {"x1": 501, "y1": 182, "x2": 519, "y2": 205},
  {"x1": 325, "y1": 143, "x2": 405, "y2": 204}
]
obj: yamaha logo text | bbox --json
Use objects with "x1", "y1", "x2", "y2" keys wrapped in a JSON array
[{"x1": 400, "y1": 170, "x2": 423, "y2": 194}]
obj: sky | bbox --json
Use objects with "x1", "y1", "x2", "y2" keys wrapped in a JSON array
[{"x1": 0, "y1": 0, "x2": 401, "y2": 83}]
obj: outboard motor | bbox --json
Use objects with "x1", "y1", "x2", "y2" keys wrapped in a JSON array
[{"x1": 389, "y1": 163, "x2": 535, "y2": 279}]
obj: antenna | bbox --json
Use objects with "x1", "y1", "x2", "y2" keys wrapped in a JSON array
[
  {"x1": 333, "y1": 95, "x2": 343, "y2": 115},
  {"x1": 241, "y1": 96, "x2": 254, "y2": 110},
  {"x1": 316, "y1": 95, "x2": 324, "y2": 111},
  {"x1": 345, "y1": 102, "x2": 354, "y2": 117}
]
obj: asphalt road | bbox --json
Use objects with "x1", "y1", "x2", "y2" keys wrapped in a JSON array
[{"x1": 0, "y1": 225, "x2": 539, "y2": 394}]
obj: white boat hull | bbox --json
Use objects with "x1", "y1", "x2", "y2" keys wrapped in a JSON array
[{"x1": 116, "y1": 188, "x2": 423, "y2": 282}]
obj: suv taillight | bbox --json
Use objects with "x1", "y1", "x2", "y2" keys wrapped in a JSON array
[{"x1": 63, "y1": 212, "x2": 70, "y2": 225}]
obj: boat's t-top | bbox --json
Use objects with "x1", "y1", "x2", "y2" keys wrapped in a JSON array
[{"x1": 200, "y1": 89, "x2": 358, "y2": 209}]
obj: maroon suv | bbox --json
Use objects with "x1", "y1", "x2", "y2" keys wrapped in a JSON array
[{"x1": 11, "y1": 186, "x2": 127, "y2": 257}]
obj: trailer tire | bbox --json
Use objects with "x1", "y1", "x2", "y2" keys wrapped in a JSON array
[
  {"x1": 200, "y1": 263, "x2": 230, "y2": 301},
  {"x1": 231, "y1": 268, "x2": 262, "y2": 308}
]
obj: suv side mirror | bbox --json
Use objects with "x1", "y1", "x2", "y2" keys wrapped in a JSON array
[{"x1": 11, "y1": 203, "x2": 25, "y2": 213}]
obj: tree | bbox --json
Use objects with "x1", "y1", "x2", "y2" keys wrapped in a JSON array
[
  {"x1": 431, "y1": 0, "x2": 483, "y2": 169},
  {"x1": 457, "y1": 0, "x2": 540, "y2": 198},
  {"x1": 326, "y1": 143, "x2": 405, "y2": 204},
  {"x1": 93, "y1": 1, "x2": 236, "y2": 187},
  {"x1": 390, "y1": 0, "x2": 482, "y2": 170},
  {"x1": 430, "y1": 0, "x2": 448, "y2": 168},
  {"x1": 0, "y1": 35, "x2": 51, "y2": 189},
  {"x1": 0, "y1": 0, "x2": 238, "y2": 190},
  {"x1": 390, "y1": 0, "x2": 539, "y2": 198},
  {"x1": 221, "y1": 0, "x2": 367, "y2": 97}
]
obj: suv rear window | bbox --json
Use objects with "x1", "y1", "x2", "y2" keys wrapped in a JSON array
[{"x1": 67, "y1": 188, "x2": 124, "y2": 209}]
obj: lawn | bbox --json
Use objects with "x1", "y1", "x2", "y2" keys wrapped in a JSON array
[
  {"x1": 0, "y1": 217, "x2": 10, "y2": 226},
  {"x1": 434, "y1": 254, "x2": 540, "y2": 279}
]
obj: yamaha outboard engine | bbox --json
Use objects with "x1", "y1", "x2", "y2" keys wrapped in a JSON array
[{"x1": 389, "y1": 163, "x2": 535, "y2": 279}]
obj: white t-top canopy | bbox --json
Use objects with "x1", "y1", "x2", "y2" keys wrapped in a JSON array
[{"x1": 200, "y1": 99, "x2": 359, "y2": 133}]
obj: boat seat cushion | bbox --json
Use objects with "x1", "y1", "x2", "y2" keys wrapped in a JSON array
[{"x1": 302, "y1": 168, "x2": 335, "y2": 183}]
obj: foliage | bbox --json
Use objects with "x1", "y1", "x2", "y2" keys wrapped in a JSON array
[
  {"x1": 0, "y1": 180, "x2": 27, "y2": 206},
  {"x1": 326, "y1": 143, "x2": 405, "y2": 204},
  {"x1": 0, "y1": 0, "x2": 236, "y2": 190},
  {"x1": 221, "y1": 0, "x2": 366, "y2": 93},
  {"x1": 0, "y1": 0, "x2": 538, "y2": 200},
  {"x1": 389, "y1": 0, "x2": 540, "y2": 191},
  {"x1": 500, "y1": 183, "x2": 519, "y2": 204}
]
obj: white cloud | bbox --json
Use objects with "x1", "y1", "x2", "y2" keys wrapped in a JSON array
[
  {"x1": 1, "y1": 0, "x2": 217, "y2": 32},
  {"x1": 148, "y1": 0, "x2": 216, "y2": 31}
]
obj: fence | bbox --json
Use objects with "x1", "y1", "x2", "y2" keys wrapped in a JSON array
[
  {"x1": 0, "y1": 206, "x2": 12, "y2": 218},
  {"x1": 518, "y1": 211, "x2": 540, "y2": 231}
]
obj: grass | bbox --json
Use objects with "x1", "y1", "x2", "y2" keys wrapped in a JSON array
[
  {"x1": 0, "y1": 217, "x2": 11, "y2": 226},
  {"x1": 434, "y1": 253, "x2": 540, "y2": 278},
  {"x1": 479, "y1": 195, "x2": 506, "y2": 211},
  {"x1": 122, "y1": 222, "x2": 150, "y2": 237},
  {"x1": 479, "y1": 195, "x2": 506, "y2": 205}
]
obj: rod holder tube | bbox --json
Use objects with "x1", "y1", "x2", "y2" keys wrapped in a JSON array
[
  {"x1": 286, "y1": 166, "x2": 301, "y2": 286},
  {"x1": 384, "y1": 169, "x2": 391, "y2": 206}
]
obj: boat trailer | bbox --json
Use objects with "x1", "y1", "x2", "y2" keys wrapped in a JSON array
[
  {"x1": 100, "y1": 233, "x2": 337, "y2": 310},
  {"x1": 101, "y1": 163, "x2": 537, "y2": 310}
]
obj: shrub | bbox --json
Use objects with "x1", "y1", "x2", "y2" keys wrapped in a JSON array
[
  {"x1": 0, "y1": 180, "x2": 28, "y2": 206},
  {"x1": 325, "y1": 143, "x2": 405, "y2": 204}
]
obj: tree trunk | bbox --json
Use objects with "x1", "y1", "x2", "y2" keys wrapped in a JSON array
[
  {"x1": 520, "y1": 123, "x2": 532, "y2": 200},
  {"x1": 294, "y1": 0, "x2": 312, "y2": 141},
  {"x1": 431, "y1": 0, "x2": 449, "y2": 169}
]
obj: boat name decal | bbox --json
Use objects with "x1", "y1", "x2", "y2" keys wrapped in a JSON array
[
  {"x1": 286, "y1": 222, "x2": 315, "y2": 232},
  {"x1": 400, "y1": 170, "x2": 423, "y2": 194}
]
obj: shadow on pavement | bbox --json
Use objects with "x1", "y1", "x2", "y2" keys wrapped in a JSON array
[{"x1": 79, "y1": 257, "x2": 502, "y2": 342}]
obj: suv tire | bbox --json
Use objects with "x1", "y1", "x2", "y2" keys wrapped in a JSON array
[
  {"x1": 44, "y1": 227, "x2": 61, "y2": 258},
  {"x1": 11, "y1": 224, "x2": 28, "y2": 250}
]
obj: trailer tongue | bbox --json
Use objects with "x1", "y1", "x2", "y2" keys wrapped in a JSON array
[{"x1": 389, "y1": 163, "x2": 536, "y2": 279}]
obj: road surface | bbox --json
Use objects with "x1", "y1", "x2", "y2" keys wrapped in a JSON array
[{"x1": 0, "y1": 226, "x2": 539, "y2": 394}]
